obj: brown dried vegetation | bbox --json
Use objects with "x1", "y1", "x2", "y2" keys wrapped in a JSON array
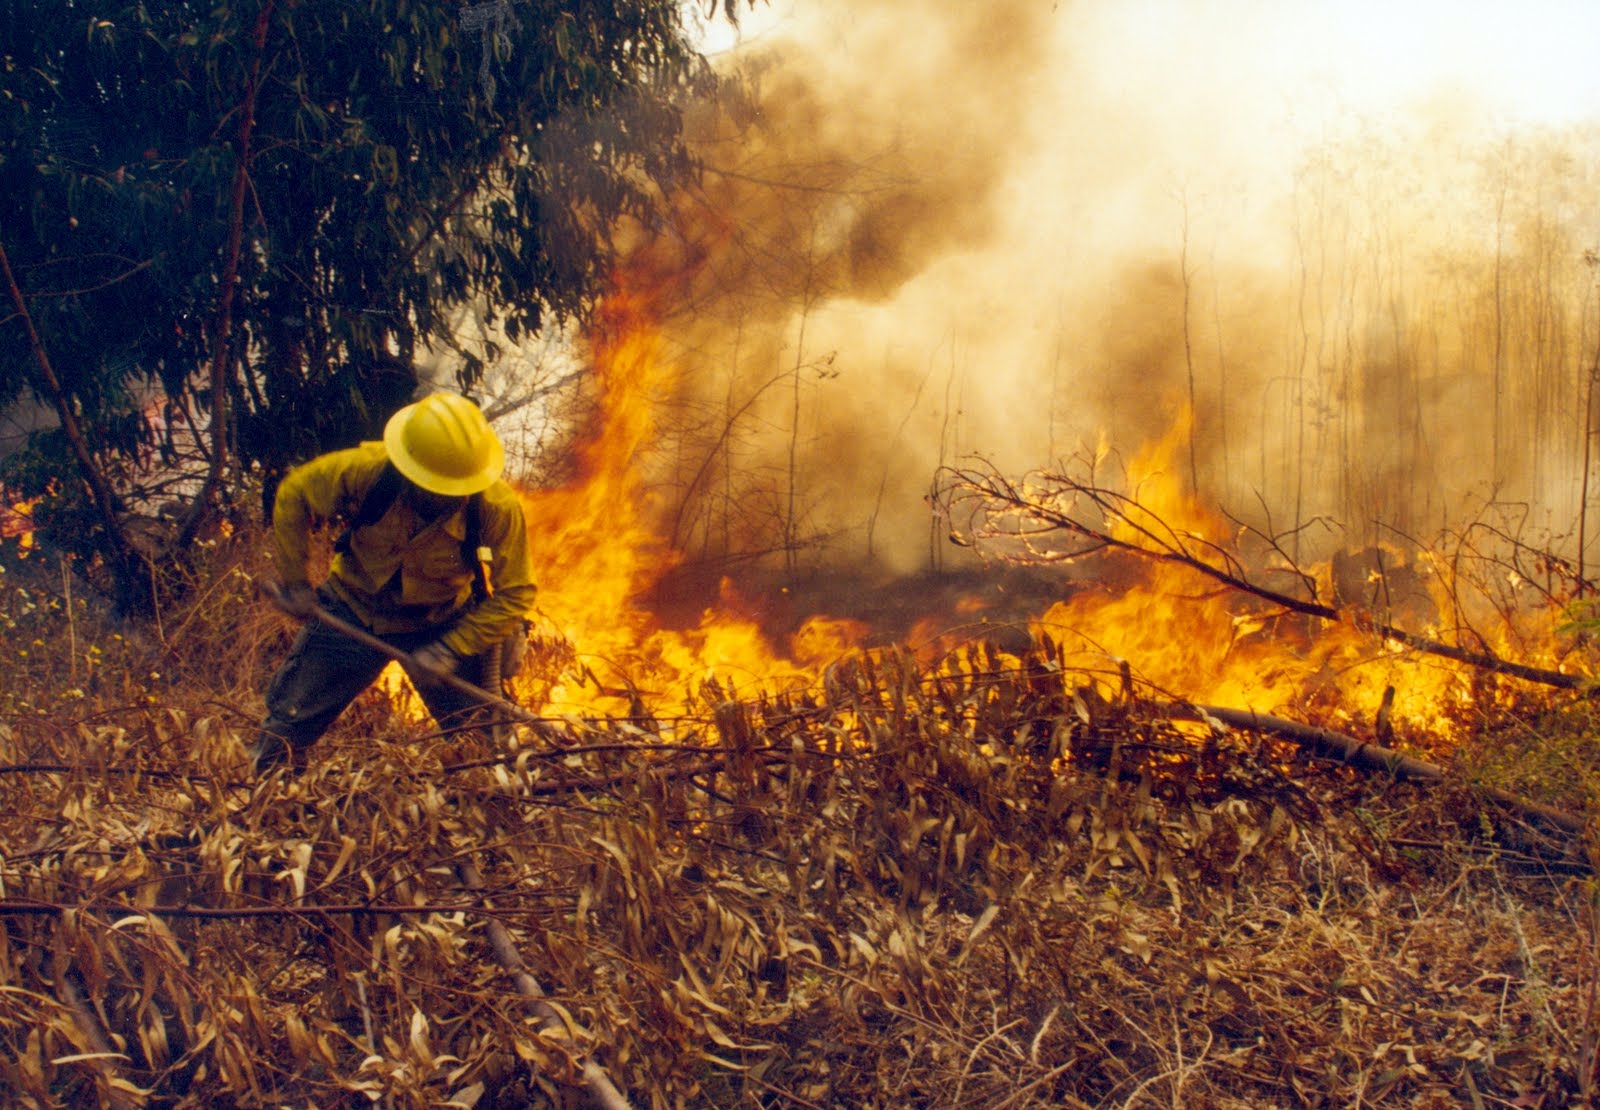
[{"x1": 0, "y1": 538, "x2": 1596, "y2": 1108}]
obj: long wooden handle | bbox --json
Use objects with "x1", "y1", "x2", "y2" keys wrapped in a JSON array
[{"x1": 259, "y1": 579, "x2": 556, "y2": 736}]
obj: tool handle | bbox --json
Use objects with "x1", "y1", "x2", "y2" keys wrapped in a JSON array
[{"x1": 259, "y1": 579, "x2": 550, "y2": 733}]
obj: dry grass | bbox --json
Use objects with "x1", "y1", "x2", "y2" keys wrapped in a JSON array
[{"x1": 0, "y1": 538, "x2": 1595, "y2": 1108}]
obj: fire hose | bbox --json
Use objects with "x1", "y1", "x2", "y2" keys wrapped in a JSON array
[{"x1": 259, "y1": 579, "x2": 561, "y2": 742}]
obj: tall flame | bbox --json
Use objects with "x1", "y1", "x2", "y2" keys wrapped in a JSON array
[
  {"x1": 500, "y1": 248, "x2": 1578, "y2": 742},
  {"x1": 488, "y1": 0, "x2": 1599, "y2": 740},
  {"x1": 516, "y1": 281, "x2": 867, "y2": 720}
]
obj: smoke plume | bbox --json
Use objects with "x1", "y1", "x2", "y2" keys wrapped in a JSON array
[{"x1": 623, "y1": 0, "x2": 1600, "y2": 577}]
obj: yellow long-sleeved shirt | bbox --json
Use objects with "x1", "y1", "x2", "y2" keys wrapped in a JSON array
[{"x1": 272, "y1": 443, "x2": 536, "y2": 658}]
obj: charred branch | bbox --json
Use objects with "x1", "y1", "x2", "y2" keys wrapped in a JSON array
[
  {"x1": 1177, "y1": 702, "x2": 1587, "y2": 838},
  {"x1": 938, "y1": 458, "x2": 1593, "y2": 692}
]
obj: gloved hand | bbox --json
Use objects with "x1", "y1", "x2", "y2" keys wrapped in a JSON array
[
  {"x1": 274, "y1": 581, "x2": 319, "y2": 619},
  {"x1": 412, "y1": 640, "x2": 462, "y2": 676}
]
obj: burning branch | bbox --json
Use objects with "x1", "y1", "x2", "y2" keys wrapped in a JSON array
[{"x1": 938, "y1": 456, "x2": 1593, "y2": 691}]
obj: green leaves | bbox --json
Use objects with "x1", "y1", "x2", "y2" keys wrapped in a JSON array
[{"x1": 0, "y1": 0, "x2": 726, "y2": 603}]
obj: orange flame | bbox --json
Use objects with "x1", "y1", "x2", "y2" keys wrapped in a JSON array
[
  {"x1": 0, "y1": 494, "x2": 38, "y2": 552},
  {"x1": 517, "y1": 281, "x2": 867, "y2": 719},
  {"x1": 1031, "y1": 419, "x2": 1567, "y2": 739},
  {"x1": 506, "y1": 277, "x2": 1571, "y2": 745}
]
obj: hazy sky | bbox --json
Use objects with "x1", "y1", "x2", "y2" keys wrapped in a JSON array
[{"x1": 705, "y1": 0, "x2": 1600, "y2": 130}]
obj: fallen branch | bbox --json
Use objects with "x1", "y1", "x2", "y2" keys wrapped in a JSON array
[
  {"x1": 455, "y1": 858, "x2": 633, "y2": 1110},
  {"x1": 0, "y1": 898, "x2": 555, "y2": 920},
  {"x1": 1176, "y1": 702, "x2": 1589, "y2": 837},
  {"x1": 0, "y1": 740, "x2": 748, "y2": 782}
]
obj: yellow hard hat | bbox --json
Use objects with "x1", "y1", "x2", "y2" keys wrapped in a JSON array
[{"x1": 383, "y1": 392, "x2": 505, "y2": 496}]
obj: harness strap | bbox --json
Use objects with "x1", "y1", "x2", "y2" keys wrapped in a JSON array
[{"x1": 334, "y1": 462, "x2": 490, "y2": 600}]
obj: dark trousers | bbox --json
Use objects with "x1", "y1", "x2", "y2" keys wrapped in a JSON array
[{"x1": 252, "y1": 591, "x2": 495, "y2": 771}]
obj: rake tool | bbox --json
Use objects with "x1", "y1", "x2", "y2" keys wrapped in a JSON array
[{"x1": 259, "y1": 579, "x2": 562, "y2": 744}]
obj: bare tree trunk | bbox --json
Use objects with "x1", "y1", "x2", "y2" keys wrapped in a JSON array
[
  {"x1": 1209, "y1": 244, "x2": 1231, "y2": 499},
  {"x1": 1179, "y1": 190, "x2": 1198, "y2": 493},
  {"x1": 1491, "y1": 162, "x2": 1508, "y2": 485},
  {"x1": 177, "y1": 0, "x2": 276, "y2": 549},
  {"x1": 1581, "y1": 254, "x2": 1600, "y2": 598},
  {"x1": 784, "y1": 230, "x2": 817, "y2": 580},
  {"x1": 0, "y1": 233, "x2": 128, "y2": 548}
]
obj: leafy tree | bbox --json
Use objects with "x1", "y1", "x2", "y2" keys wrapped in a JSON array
[{"x1": 0, "y1": 0, "x2": 748, "y2": 611}]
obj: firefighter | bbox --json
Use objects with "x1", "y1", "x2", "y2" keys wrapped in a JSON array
[{"x1": 249, "y1": 391, "x2": 536, "y2": 774}]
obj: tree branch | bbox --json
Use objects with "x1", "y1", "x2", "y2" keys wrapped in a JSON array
[
  {"x1": 942, "y1": 462, "x2": 1594, "y2": 692},
  {"x1": 0, "y1": 229, "x2": 130, "y2": 550}
]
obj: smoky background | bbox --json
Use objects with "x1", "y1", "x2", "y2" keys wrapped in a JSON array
[{"x1": 491, "y1": 0, "x2": 1600, "y2": 589}]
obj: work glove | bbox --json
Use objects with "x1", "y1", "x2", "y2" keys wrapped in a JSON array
[{"x1": 412, "y1": 640, "x2": 462, "y2": 676}]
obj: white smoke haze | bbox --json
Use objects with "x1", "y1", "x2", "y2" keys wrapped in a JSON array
[{"x1": 625, "y1": 0, "x2": 1600, "y2": 578}]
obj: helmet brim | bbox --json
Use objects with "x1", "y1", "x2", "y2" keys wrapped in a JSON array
[{"x1": 383, "y1": 400, "x2": 505, "y2": 496}]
